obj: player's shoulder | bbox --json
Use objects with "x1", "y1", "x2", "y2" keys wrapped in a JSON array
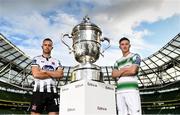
[
  {"x1": 131, "y1": 52, "x2": 140, "y2": 58},
  {"x1": 115, "y1": 57, "x2": 124, "y2": 63},
  {"x1": 31, "y1": 55, "x2": 42, "y2": 65},
  {"x1": 50, "y1": 57, "x2": 61, "y2": 63},
  {"x1": 50, "y1": 57, "x2": 58, "y2": 61},
  {"x1": 131, "y1": 53, "x2": 141, "y2": 63},
  {"x1": 33, "y1": 55, "x2": 42, "y2": 60}
]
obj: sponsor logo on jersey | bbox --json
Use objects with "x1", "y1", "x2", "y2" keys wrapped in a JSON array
[{"x1": 42, "y1": 65, "x2": 54, "y2": 71}]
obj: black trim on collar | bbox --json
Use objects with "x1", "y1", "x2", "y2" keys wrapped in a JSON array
[{"x1": 42, "y1": 55, "x2": 51, "y2": 61}]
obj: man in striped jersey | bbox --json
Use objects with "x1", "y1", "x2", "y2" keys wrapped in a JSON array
[
  {"x1": 30, "y1": 38, "x2": 63, "y2": 115},
  {"x1": 112, "y1": 37, "x2": 142, "y2": 115}
]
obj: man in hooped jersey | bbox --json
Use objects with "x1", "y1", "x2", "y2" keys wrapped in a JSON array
[
  {"x1": 30, "y1": 38, "x2": 63, "y2": 115},
  {"x1": 112, "y1": 37, "x2": 142, "y2": 115}
]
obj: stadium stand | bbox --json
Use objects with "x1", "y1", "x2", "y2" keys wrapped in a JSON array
[{"x1": 0, "y1": 33, "x2": 179, "y2": 114}]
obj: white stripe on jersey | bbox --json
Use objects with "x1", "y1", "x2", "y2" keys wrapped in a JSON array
[
  {"x1": 33, "y1": 81, "x2": 38, "y2": 92},
  {"x1": 47, "y1": 81, "x2": 51, "y2": 93},
  {"x1": 53, "y1": 86, "x2": 57, "y2": 93},
  {"x1": 40, "y1": 81, "x2": 44, "y2": 92}
]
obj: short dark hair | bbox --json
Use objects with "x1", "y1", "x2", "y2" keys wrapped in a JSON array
[
  {"x1": 119, "y1": 37, "x2": 130, "y2": 44},
  {"x1": 43, "y1": 38, "x2": 53, "y2": 43}
]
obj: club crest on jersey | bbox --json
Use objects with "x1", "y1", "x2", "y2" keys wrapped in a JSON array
[
  {"x1": 32, "y1": 104, "x2": 37, "y2": 110},
  {"x1": 52, "y1": 62, "x2": 55, "y2": 65}
]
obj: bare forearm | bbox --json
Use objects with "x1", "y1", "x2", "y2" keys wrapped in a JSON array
[
  {"x1": 46, "y1": 70, "x2": 63, "y2": 78},
  {"x1": 112, "y1": 70, "x2": 122, "y2": 78},
  {"x1": 112, "y1": 66, "x2": 138, "y2": 78},
  {"x1": 32, "y1": 66, "x2": 64, "y2": 79},
  {"x1": 33, "y1": 71, "x2": 50, "y2": 79},
  {"x1": 120, "y1": 67, "x2": 138, "y2": 77}
]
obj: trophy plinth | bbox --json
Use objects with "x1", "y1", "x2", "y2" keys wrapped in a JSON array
[{"x1": 60, "y1": 80, "x2": 116, "y2": 115}]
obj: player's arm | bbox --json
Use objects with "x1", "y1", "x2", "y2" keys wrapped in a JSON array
[
  {"x1": 112, "y1": 65, "x2": 139, "y2": 78},
  {"x1": 46, "y1": 67, "x2": 64, "y2": 79},
  {"x1": 112, "y1": 69, "x2": 120, "y2": 78},
  {"x1": 31, "y1": 66, "x2": 51, "y2": 79},
  {"x1": 112, "y1": 62, "x2": 120, "y2": 78},
  {"x1": 120, "y1": 54, "x2": 141, "y2": 77},
  {"x1": 112, "y1": 54, "x2": 141, "y2": 78},
  {"x1": 119, "y1": 65, "x2": 139, "y2": 77}
]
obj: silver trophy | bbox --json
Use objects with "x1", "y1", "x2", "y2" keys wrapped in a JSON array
[{"x1": 61, "y1": 16, "x2": 110, "y2": 82}]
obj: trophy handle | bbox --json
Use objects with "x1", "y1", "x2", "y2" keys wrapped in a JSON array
[
  {"x1": 61, "y1": 34, "x2": 74, "y2": 53},
  {"x1": 100, "y1": 37, "x2": 111, "y2": 57}
]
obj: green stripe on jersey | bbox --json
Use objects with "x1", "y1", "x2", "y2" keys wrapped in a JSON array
[
  {"x1": 117, "y1": 57, "x2": 133, "y2": 67},
  {"x1": 117, "y1": 82, "x2": 138, "y2": 90}
]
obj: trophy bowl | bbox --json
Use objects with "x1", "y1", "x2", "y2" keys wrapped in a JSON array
[
  {"x1": 72, "y1": 29, "x2": 101, "y2": 63},
  {"x1": 61, "y1": 16, "x2": 110, "y2": 64}
]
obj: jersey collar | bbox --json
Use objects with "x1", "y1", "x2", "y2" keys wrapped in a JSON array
[
  {"x1": 42, "y1": 55, "x2": 51, "y2": 61},
  {"x1": 122, "y1": 52, "x2": 131, "y2": 58}
]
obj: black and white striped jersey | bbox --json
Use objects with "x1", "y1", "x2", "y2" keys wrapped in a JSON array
[{"x1": 31, "y1": 55, "x2": 62, "y2": 93}]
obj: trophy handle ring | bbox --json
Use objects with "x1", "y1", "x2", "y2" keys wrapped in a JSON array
[
  {"x1": 61, "y1": 34, "x2": 74, "y2": 53},
  {"x1": 100, "y1": 37, "x2": 111, "y2": 57}
]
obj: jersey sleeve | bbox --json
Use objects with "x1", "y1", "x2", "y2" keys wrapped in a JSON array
[
  {"x1": 132, "y1": 53, "x2": 141, "y2": 66},
  {"x1": 31, "y1": 57, "x2": 38, "y2": 67},
  {"x1": 114, "y1": 61, "x2": 118, "y2": 70}
]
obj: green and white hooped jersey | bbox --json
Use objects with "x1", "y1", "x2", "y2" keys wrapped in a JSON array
[{"x1": 114, "y1": 53, "x2": 141, "y2": 93}]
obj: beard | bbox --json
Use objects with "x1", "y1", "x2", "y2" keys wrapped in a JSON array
[{"x1": 43, "y1": 49, "x2": 51, "y2": 54}]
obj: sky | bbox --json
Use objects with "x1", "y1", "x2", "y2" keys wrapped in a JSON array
[{"x1": 0, "y1": 0, "x2": 180, "y2": 66}]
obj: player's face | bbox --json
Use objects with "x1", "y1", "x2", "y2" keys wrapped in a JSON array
[
  {"x1": 42, "y1": 40, "x2": 53, "y2": 54},
  {"x1": 119, "y1": 40, "x2": 130, "y2": 53}
]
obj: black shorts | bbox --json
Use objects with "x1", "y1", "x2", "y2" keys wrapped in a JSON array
[{"x1": 29, "y1": 92, "x2": 59, "y2": 113}]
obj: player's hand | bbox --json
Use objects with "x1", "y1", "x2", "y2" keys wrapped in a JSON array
[{"x1": 112, "y1": 70, "x2": 120, "y2": 78}]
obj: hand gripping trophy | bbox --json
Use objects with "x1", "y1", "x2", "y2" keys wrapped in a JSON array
[{"x1": 61, "y1": 16, "x2": 110, "y2": 82}]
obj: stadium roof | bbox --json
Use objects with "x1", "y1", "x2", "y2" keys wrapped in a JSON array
[
  {"x1": 138, "y1": 33, "x2": 180, "y2": 88},
  {"x1": 0, "y1": 33, "x2": 179, "y2": 91},
  {"x1": 0, "y1": 34, "x2": 33, "y2": 91}
]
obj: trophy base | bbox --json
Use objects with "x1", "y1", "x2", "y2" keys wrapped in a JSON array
[
  {"x1": 71, "y1": 79, "x2": 104, "y2": 83},
  {"x1": 71, "y1": 63, "x2": 103, "y2": 82},
  {"x1": 60, "y1": 80, "x2": 116, "y2": 115}
]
